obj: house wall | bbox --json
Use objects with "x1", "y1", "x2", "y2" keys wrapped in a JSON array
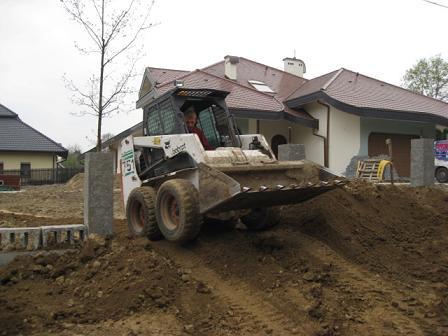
[
  {"x1": 0, "y1": 152, "x2": 55, "y2": 170},
  {"x1": 328, "y1": 107, "x2": 361, "y2": 174},
  {"x1": 235, "y1": 118, "x2": 249, "y2": 134},
  {"x1": 291, "y1": 124, "x2": 324, "y2": 165},
  {"x1": 245, "y1": 117, "x2": 325, "y2": 166},
  {"x1": 259, "y1": 119, "x2": 291, "y2": 143},
  {"x1": 359, "y1": 118, "x2": 435, "y2": 155}
]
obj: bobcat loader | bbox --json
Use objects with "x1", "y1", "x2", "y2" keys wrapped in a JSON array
[{"x1": 119, "y1": 88, "x2": 344, "y2": 243}]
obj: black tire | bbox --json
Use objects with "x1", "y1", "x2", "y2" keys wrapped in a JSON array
[
  {"x1": 126, "y1": 186, "x2": 163, "y2": 240},
  {"x1": 156, "y1": 179, "x2": 202, "y2": 244},
  {"x1": 435, "y1": 167, "x2": 448, "y2": 183},
  {"x1": 240, "y1": 207, "x2": 280, "y2": 231}
]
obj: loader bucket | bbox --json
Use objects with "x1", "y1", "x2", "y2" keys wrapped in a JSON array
[{"x1": 197, "y1": 161, "x2": 345, "y2": 214}]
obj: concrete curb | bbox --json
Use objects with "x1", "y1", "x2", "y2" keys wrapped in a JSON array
[{"x1": 0, "y1": 225, "x2": 88, "y2": 251}]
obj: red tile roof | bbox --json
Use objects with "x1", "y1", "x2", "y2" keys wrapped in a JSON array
[
  {"x1": 146, "y1": 67, "x2": 189, "y2": 85},
  {"x1": 287, "y1": 68, "x2": 448, "y2": 125},
  {"x1": 203, "y1": 57, "x2": 307, "y2": 101},
  {"x1": 147, "y1": 58, "x2": 315, "y2": 125},
  {"x1": 156, "y1": 70, "x2": 284, "y2": 112}
]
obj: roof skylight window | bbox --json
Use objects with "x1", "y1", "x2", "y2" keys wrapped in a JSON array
[{"x1": 248, "y1": 80, "x2": 274, "y2": 93}]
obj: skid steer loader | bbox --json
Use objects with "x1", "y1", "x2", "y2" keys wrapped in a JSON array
[{"x1": 119, "y1": 88, "x2": 344, "y2": 243}]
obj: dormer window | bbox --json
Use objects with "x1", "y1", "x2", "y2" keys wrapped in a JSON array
[{"x1": 248, "y1": 80, "x2": 274, "y2": 93}]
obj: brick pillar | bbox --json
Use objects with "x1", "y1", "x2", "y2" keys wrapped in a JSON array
[
  {"x1": 278, "y1": 144, "x2": 306, "y2": 161},
  {"x1": 410, "y1": 138, "x2": 434, "y2": 187},
  {"x1": 84, "y1": 152, "x2": 114, "y2": 236}
]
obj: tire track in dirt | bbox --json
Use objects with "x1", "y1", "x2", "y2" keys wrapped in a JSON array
[
  {"x1": 155, "y1": 241, "x2": 319, "y2": 336},
  {"x1": 291, "y1": 230, "x2": 433, "y2": 335}
]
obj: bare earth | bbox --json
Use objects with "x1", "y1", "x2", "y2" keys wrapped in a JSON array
[{"x1": 0, "y1": 175, "x2": 448, "y2": 336}]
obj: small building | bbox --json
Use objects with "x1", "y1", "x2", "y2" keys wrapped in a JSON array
[
  {"x1": 98, "y1": 56, "x2": 448, "y2": 177},
  {"x1": 0, "y1": 104, "x2": 68, "y2": 174}
]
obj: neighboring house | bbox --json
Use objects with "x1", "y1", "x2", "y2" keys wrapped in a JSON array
[
  {"x1": 98, "y1": 56, "x2": 448, "y2": 177},
  {"x1": 0, "y1": 104, "x2": 68, "y2": 174}
]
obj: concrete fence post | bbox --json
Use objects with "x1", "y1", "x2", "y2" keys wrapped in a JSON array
[
  {"x1": 410, "y1": 138, "x2": 434, "y2": 187},
  {"x1": 278, "y1": 144, "x2": 306, "y2": 161},
  {"x1": 84, "y1": 152, "x2": 114, "y2": 236}
]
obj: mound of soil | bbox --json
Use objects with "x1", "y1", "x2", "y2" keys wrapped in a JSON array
[
  {"x1": 1, "y1": 180, "x2": 448, "y2": 335},
  {"x1": 65, "y1": 173, "x2": 85, "y2": 191},
  {"x1": 0, "y1": 233, "x2": 249, "y2": 336}
]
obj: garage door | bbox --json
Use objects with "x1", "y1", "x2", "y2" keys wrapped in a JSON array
[{"x1": 368, "y1": 133, "x2": 419, "y2": 177}]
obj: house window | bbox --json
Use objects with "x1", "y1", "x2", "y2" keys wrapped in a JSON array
[
  {"x1": 0, "y1": 162, "x2": 3, "y2": 174},
  {"x1": 20, "y1": 163, "x2": 31, "y2": 178},
  {"x1": 248, "y1": 80, "x2": 274, "y2": 93}
]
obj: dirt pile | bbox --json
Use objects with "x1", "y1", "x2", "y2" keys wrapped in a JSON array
[
  {"x1": 283, "y1": 181, "x2": 448, "y2": 284},
  {"x1": 65, "y1": 173, "x2": 122, "y2": 192},
  {"x1": 65, "y1": 173, "x2": 85, "y2": 191},
  {"x1": 1, "y1": 180, "x2": 448, "y2": 335},
  {"x1": 0, "y1": 233, "x2": 251, "y2": 336}
]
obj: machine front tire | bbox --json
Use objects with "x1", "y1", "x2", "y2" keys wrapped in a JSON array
[
  {"x1": 156, "y1": 179, "x2": 202, "y2": 244},
  {"x1": 241, "y1": 207, "x2": 280, "y2": 231},
  {"x1": 126, "y1": 186, "x2": 163, "y2": 240},
  {"x1": 435, "y1": 167, "x2": 448, "y2": 183}
]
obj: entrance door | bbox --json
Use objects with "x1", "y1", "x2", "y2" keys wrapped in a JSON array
[{"x1": 368, "y1": 133, "x2": 419, "y2": 177}]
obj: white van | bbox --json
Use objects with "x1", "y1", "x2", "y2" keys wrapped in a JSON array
[{"x1": 435, "y1": 140, "x2": 448, "y2": 183}]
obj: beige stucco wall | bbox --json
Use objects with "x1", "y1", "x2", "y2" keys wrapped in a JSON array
[
  {"x1": 328, "y1": 107, "x2": 361, "y2": 174},
  {"x1": 259, "y1": 119, "x2": 291, "y2": 143},
  {"x1": 291, "y1": 124, "x2": 325, "y2": 166},
  {"x1": 250, "y1": 118, "x2": 325, "y2": 165},
  {"x1": 0, "y1": 152, "x2": 55, "y2": 170}
]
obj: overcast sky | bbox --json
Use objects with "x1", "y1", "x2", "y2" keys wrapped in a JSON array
[{"x1": 1, "y1": 0, "x2": 448, "y2": 151}]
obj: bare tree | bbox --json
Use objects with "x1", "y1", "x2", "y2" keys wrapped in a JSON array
[{"x1": 61, "y1": 0, "x2": 155, "y2": 151}]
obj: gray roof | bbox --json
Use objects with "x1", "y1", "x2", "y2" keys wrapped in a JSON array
[
  {"x1": 0, "y1": 104, "x2": 18, "y2": 117},
  {"x1": 0, "y1": 104, "x2": 68, "y2": 157}
]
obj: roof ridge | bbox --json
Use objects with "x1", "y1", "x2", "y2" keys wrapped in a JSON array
[
  {"x1": 284, "y1": 69, "x2": 341, "y2": 101},
  {"x1": 341, "y1": 68, "x2": 448, "y2": 107},
  {"x1": 201, "y1": 56, "x2": 310, "y2": 80},
  {"x1": 0, "y1": 103, "x2": 18, "y2": 117},
  {"x1": 156, "y1": 69, "x2": 201, "y2": 87},
  {"x1": 146, "y1": 66, "x2": 189, "y2": 72},
  {"x1": 17, "y1": 117, "x2": 67, "y2": 153},
  {"x1": 238, "y1": 57, "x2": 309, "y2": 80},
  {"x1": 322, "y1": 68, "x2": 344, "y2": 91},
  {"x1": 200, "y1": 59, "x2": 225, "y2": 71}
]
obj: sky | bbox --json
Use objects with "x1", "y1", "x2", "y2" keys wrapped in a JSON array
[{"x1": 1, "y1": 0, "x2": 448, "y2": 152}]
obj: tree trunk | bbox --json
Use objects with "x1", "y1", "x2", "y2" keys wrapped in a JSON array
[{"x1": 96, "y1": 0, "x2": 106, "y2": 152}]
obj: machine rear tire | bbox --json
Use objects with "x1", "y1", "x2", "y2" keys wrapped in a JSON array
[
  {"x1": 435, "y1": 167, "x2": 448, "y2": 183},
  {"x1": 241, "y1": 207, "x2": 280, "y2": 231},
  {"x1": 156, "y1": 179, "x2": 202, "y2": 244},
  {"x1": 126, "y1": 186, "x2": 163, "y2": 240}
]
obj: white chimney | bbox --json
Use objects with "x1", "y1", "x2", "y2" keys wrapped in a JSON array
[
  {"x1": 283, "y1": 57, "x2": 306, "y2": 77},
  {"x1": 224, "y1": 55, "x2": 239, "y2": 80}
]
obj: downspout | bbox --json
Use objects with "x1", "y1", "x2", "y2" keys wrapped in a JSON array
[{"x1": 314, "y1": 100, "x2": 330, "y2": 168}]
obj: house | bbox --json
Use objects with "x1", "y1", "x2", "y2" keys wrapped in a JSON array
[
  {"x1": 0, "y1": 104, "x2": 68, "y2": 174},
  {"x1": 100, "y1": 56, "x2": 448, "y2": 177}
]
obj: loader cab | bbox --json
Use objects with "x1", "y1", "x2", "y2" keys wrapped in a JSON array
[{"x1": 143, "y1": 88, "x2": 241, "y2": 149}]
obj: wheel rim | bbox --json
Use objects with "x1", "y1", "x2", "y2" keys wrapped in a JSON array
[
  {"x1": 160, "y1": 193, "x2": 180, "y2": 230},
  {"x1": 130, "y1": 201, "x2": 144, "y2": 233}
]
